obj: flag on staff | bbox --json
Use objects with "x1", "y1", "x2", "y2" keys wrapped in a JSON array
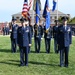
[
  {"x1": 28, "y1": 0, "x2": 33, "y2": 11},
  {"x1": 35, "y1": 1, "x2": 40, "y2": 24},
  {"x1": 22, "y1": 0, "x2": 28, "y2": 18},
  {"x1": 33, "y1": 0, "x2": 41, "y2": 11},
  {"x1": 43, "y1": 0, "x2": 50, "y2": 30},
  {"x1": 22, "y1": 0, "x2": 32, "y2": 19},
  {"x1": 52, "y1": 0, "x2": 57, "y2": 11}
]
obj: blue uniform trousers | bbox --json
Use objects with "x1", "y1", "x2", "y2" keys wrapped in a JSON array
[
  {"x1": 54, "y1": 38, "x2": 58, "y2": 53},
  {"x1": 11, "y1": 39, "x2": 17, "y2": 53},
  {"x1": 45, "y1": 38, "x2": 51, "y2": 53},
  {"x1": 34, "y1": 37, "x2": 41, "y2": 53},
  {"x1": 60, "y1": 46, "x2": 69, "y2": 67},
  {"x1": 28, "y1": 46, "x2": 30, "y2": 53},
  {"x1": 20, "y1": 46, "x2": 28, "y2": 66}
]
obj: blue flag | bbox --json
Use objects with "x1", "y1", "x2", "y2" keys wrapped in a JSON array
[
  {"x1": 52, "y1": 0, "x2": 57, "y2": 11},
  {"x1": 35, "y1": 1, "x2": 40, "y2": 24},
  {"x1": 43, "y1": 0, "x2": 50, "y2": 30},
  {"x1": 45, "y1": 12, "x2": 50, "y2": 29}
]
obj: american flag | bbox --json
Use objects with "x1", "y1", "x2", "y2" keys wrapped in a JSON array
[
  {"x1": 22, "y1": 0, "x2": 32, "y2": 19},
  {"x1": 28, "y1": 0, "x2": 32, "y2": 11}
]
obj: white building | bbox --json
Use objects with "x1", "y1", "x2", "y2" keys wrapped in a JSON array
[{"x1": 12, "y1": 10, "x2": 70, "y2": 25}]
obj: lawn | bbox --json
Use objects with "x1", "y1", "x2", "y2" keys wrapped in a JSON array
[{"x1": 0, "y1": 35, "x2": 75, "y2": 75}]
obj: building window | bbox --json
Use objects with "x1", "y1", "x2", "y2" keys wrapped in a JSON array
[
  {"x1": 16, "y1": 17, "x2": 19, "y2": 19},
  {"x1": 55, "y1": 16, "x2": 57, "y2": 19},
  {"x1": 50, "y1": 16, "x2": 52, "y2": 19}
]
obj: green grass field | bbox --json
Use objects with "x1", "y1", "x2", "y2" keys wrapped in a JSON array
[{"x1": 0, "y1": 35, "x2": 75, "y2": 75}]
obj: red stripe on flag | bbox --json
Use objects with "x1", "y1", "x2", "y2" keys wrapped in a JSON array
[{"x1": 22, "y1": 0, "x2": 32, "y2": 19}]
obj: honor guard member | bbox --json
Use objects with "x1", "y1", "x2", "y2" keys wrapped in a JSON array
[
  {"x1": 44, "y1": 25, "x2": 52, "y2": 53},
  {"x1": 28, "y1": 20, "x2": 33, "y2": 53},
  {"x1": 17, "y1": 17, "x2": 31, "y2": 66},
  {"x1": 57, "y1": 16, "x2": 72, "y2": 67},
  {"x1": 34, "y1": 22, "x2": 43, "y2": 53},
  {"x1": 53, "y1": 20, "x2": 59, "y2": 53},
  {"x1": 10, "y1": 17, "x2": 18, "y2": 53},
  {"x1": 2, "y1": 26, "x2": 6, "y2": 35},
  {"x1": 6, "y1": 23, "x2": 10, "y2": 35}
]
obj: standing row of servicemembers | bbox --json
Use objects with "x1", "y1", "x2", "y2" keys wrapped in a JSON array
[
  {"x1": 2, "y1": 24, "x2": 10, "y2": 35},
  {"x1": 10, "y1": 16, "x2": 72, "y2": 67}
]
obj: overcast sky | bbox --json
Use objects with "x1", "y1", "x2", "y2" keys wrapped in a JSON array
[{"x1": 0, "y1": 0, "x2": 75, "y2": 22}]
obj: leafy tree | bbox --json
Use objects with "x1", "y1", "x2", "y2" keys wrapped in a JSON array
[{"x1": 69, "y1": 17, "x2": 75, "y2": 24}]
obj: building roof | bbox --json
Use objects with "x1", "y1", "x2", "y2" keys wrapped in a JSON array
[
  {"x1": 12, "y1": 10, "x2": 70, "y2": 25},
  {"x1": 12, "y1": 10, "x2": 67, "y2": 16}
]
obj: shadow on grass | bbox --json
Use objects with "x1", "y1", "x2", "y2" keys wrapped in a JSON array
[
  {"x1": 0, "y1": 49, "x2": 20, "y2": 53},
  {"x1": 8, "y1": 60, "x2": 19, "y2": 62},
  {"x1": 29, "y1": 61, "x2": 58, "y2": 67},
  {"x1": 0, "y1": 48, "x2": 54, "y2": 54},
  {"x1": 30, "y1": 51, "x2": 53, "y2": 54},
  {"x1": 30, "y1": 51, "x2": 35, "y2": 53},
  {"x1": 40, "y1": 51, "x2": 53, "y2": 54},
  {"x1": 0, "y1": 60, "x2": 19, "y2": 66},
  {"x1": 0, "y1": 49, "x2": 11, "y2": 53},
  {"x1": 0, "y1": 60, "x2": 58, "y2": 67}
]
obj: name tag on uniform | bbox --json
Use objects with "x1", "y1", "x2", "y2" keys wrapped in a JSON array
[
  {"x1": 14, "y1": 32, "x2": 17, "y2": 33},
  {"x1": 16, "y1": 27, "x2": 18, "y2": 30},
  {"x1": 60, "y1": 30, "x2": 63, "y2": 32},
  {"x1": 36, "y1": 36, "x2": 39, "y2": 38},
  {"x1": 67, "y1": 28, "x2": 70, "y2": 32},
  {"x1": 26, "y1": 29, "x2": 29, "y2": 32},
  {"x1": 47, "y1": 36, "x2": 50, "y2": 38}
]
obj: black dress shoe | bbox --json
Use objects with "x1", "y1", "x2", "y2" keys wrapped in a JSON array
[
  {"x1": 58, "y1": 64, "x2": 64, "y2": 67},
  {"x1": 20, "y1": 64, "x2": 25, "y2": 66},
  {"x1": 46, "y1": 50, "x2": 49, "y2": 53},
  {"x1": 37, "y1": 50, "x2": 40, "y2": 53},
  {"x1": 46, "y1": 50, "x2": 48, "y2": 53},
  {"x1": 64, "y1": 65, "x2": 68, "y2": 68},
  {"x1": 35, "y1": 50, "x2": 38, "y2": 53},
  {"x1": 55, "y1": 50, "x2": 59, "y2": 54},
  {"x1": 25, "y1": 64, "x2": 28, "y2": 66}
]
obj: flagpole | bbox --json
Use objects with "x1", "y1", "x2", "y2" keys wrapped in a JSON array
[
  {"x1": 33, "y1": 0, "x2": 35, "y2": 25},
  {"x1": 57, "y1": 0, "x2": 58, "y2": 20}
]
